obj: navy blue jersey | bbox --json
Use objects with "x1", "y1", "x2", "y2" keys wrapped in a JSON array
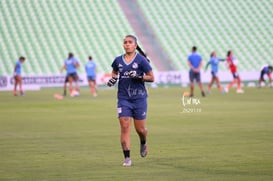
[{"x1": 111, "y1": 53, "x2": 152, "y2": 100}]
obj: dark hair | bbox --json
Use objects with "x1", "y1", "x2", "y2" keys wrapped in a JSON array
[
  {"x1": 210, "y1": 51, "x2": 214, "y2": 58},
  {"x1": 269, "y1": 65, "x2": 273, "y2": 71},
  {"x1": 88, "y1": 56, "x2": 92, "y2": 60},
  {"x1": 125, "y1": 35, "x2": 137, "y2": 43},
  {"x1": 68, "y1": 53, "x2": 73, "y2": 59},
  {"x1": 227, "y1": 50, "x2": 232, "y2": 57},
  {"x1": 19, "y1": 56, "x2": 25, "y2": 60},
  {"x1": 192, "y1": 46, "x2": 197, "y2": 52},
  {"x1": 136, "y1": 45, "x2": 150, "y2": 62}
]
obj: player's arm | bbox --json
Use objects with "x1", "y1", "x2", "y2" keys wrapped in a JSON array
[
  {"x1": 107, "y1": 70, "x2": 118, "y2": 87},
  {"x1": 219, "y1": 58, "x2": 226, "y2": 62},
  {"x1": 187, "y1": 60, "x2": 195, "y2": 71},
  {"x1": 204, "y1": 61, "x2": 210, "y2": 71},
  {"x1": 143, "y1": 71, "x2": 154, "y2": 82},
  {"x1": 60, "y1": 65, "x2": 66, "y2": 73},
  {"x1": 198, "y1": 61, "x2": 203, "y2": 71},
  {"x1": 14, "y1": 64, "x2": 17, "y2": 73},
  {"x1": 74, "y1": 61, "x2": 80, "y2": 68}
]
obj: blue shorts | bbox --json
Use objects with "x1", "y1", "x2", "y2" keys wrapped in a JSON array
[
  {"x1": 117, "y1": 98, "x2": 147, "y2": 120},
  {"x1": 64, "y1": 75, "x2": 69, "y2": 83},
  {"x1": 87, "y1": 76, "x2": 96, "y2": 81},
  {"x1": 232, "y1": 72, "x2": 239, "y2": 79},
  {"x1": 68, "y1": 72, "x2": 78, "y2": 80},
  {"x1": 211, "y1": 71, "x2": 218, "y2": 78},
  {"x1": 189, "y1": 71, "x2": 201, "y2": 82}
]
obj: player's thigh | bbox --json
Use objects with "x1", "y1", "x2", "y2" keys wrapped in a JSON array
[
  {"x1": 195, "y1": 72, "x2": 201, "y2": 82},
  {"x1": 189, "y1": 71, "x2": 194, "y2": 82},
  {"x1": 117, "y1": 99, "x2": 133, "y2": 118},
  {"x1": 119, "y1": 117, "x2": 131, "y2": 131},
  {"x1": 72, "y1": 73, "x2": 79, "y2": 81},
  {"x1": 17, "y1": 75, "x2": 22, "y2": 84}
]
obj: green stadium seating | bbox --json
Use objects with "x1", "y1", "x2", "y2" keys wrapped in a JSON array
[
  {"x1": 0, "y1": 0, "x2": 272, "y2": 76},
  {"x1": 137, "y1": 0, "x2": 273, "y2": 71},
  {"x1": 0, "y1": 0, "x2": 135, "y2": 75}
]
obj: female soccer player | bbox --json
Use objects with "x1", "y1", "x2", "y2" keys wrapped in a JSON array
[
  {"x1": 85, "y1": 56, "x2": 97, "y2": 97},
  {"x1": 225, "y1": 50, "x2": 244, "y2": 93},
  {"x1": 61, "y1": 53, "x2": 80, "y2": 96},
  {"x1": 258, "y1": 65, "x2": 273, "y2": 88},
  {"x1": 205, "y1": 51, "x2": 225, "y2": 94},
  {"x1": 13, "y1": 56, "x2": 26, "y2": 96},
  {"x1": 107, "y1": 35, "x2": 154, "y2": 166}
]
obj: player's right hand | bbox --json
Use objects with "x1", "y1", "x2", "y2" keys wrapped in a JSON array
[{"x1": 107, "y1": 77, "x2": 118, "y2": 87}]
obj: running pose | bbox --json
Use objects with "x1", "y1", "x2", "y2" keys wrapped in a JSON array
[
  {"x1": 13, "y1": 56, "x2": 26, "y2": 96},
  {"x1": 225, "y1": 50, "x2": 244, "y2": 93},
  {"x1": 107, "y1": 35, "x2": 154, "y2": 166},
  {"x1": 205, "y1": 51, "x2": 225, "y2": 93},
  {"x1": 61, "y1": 53, "x2": 80, "y2": 96}
]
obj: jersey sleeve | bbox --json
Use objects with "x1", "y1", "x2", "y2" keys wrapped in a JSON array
[
  {"x1": 141, "y1": 57, "x2": 152, "y2": 73},
  {"x1": 111, "y1": 58, "x2": 119, "y2": 72}
]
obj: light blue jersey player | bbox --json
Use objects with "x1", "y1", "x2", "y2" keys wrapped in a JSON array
[
  {"x1": 62, "y1": 53, "x2": 80, "y2": 95},
  {"x1": 187, "y1": 46, "x2": 205, "y2": 97},
  {"x1": 13, "y1": 56, "x2": 26, "y2": 96},
  {"x1": 205, "y1": 51, "x2": 225, "y2": 93},
  {"x1": 107, "y1": 35, "x2": 154, "y2": 167},
  {"x1": 85, "y1": 56, "x2": 97, "y2": 96},
  {"x1": 64, "y1": 54, "x2": 79, "y2": 75},
  {"x1": 14, "y1": 60, "x2": 22, "y2": 76},
  {"x1": 85, "y1": 56, "x2": 96, "y2": 80}
]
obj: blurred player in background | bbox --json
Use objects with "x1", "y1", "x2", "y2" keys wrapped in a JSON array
[
  {"x1": 258, "y1": 65, "x2": 273, "y2": 88},
  {"x1": 85, "y1": 56, "x2": 97, "y2": 97},
  {"x1": 225, "y1": 50, "x2": 244, "y2": 93},
  {"x1": 205, "y1": 51, "x2": 226, "y2": 94},
  {"x1": 107, "y1": 35, "x2": 154, "y2": 167},
  {"x1": 59, "y1": 68, "x2": 69, "y2": 96},
  {"x1": 187, "y1": 46, "x2": 205, "y2": 97},
  {"x1": 13, "y1": 56, "x2": 26, "y2": 96},
  {"x1": 61, "y1": 53, "x2": 80, "y2": 96}
]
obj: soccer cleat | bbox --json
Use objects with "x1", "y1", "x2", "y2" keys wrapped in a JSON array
[
  {"x1": 224, "y1": 87, "x2": 229, "y2": 93},
  {"x1": 236, "y1": 89, "x2": 244, "y2": 93},
  {"x1": 20, "y1": 91, "x2": 25, "y2": 96},
  {"x1": 201, "y1": 91, "x2": 205, "y2": 97},
  {"x1": 140, "y1": 143, "x2": 148, "y2": 157},
  {"x1": 122, "y1": 157, "x2": 132, "y2": 167}
]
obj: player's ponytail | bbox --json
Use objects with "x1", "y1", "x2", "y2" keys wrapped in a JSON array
[{"x1": 136, "y1": 45, "x2": 150, "y2": 62}]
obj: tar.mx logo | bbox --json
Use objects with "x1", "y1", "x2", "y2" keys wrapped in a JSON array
[{"x1": 181, "y1": 92, "x2": 202, "y2": 113}]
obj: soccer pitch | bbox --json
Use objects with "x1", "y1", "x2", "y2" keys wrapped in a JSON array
[{"x1": 0, "y1": 87, "x2": 273, "y2": 180}]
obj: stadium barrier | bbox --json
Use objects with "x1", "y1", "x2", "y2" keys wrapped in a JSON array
[{"x1": 0, "y1": 71, "x2": 260, "y2": 91}]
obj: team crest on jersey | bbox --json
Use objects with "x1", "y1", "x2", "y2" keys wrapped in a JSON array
[
  {"x1": 132, "y1": 62, "x2": 138, "y2": 69},
  {"x1": 118, "y1": 63, "x2": 123, "y2": 72}
]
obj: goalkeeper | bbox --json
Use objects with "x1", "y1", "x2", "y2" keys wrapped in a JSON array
[{"x1": 107, "y1": 35, "x2": 154, "y2": 167}]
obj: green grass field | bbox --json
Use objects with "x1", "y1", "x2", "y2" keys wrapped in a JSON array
[{"x1": 0, "y1": 87, "x2": 273, "y2": 181}]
